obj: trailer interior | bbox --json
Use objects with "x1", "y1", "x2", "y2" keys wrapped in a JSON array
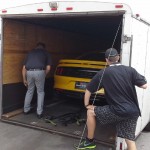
[{"x1": 1, "y1": 13, "x2": 124, "y2": 149}]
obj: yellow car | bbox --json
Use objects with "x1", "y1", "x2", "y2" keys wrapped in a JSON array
[{"x1": 54, "y1": 51, "x2": 106, "y2": 100}]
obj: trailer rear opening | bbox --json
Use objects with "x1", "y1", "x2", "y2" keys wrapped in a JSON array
[
  {"x1": 2, "y1": 13, "x2": 123, "y2": 113},
  {"x1": 1, "y1": 12, "x2": 124, "y2": 149}
]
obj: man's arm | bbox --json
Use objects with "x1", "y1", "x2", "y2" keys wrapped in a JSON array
[
  {"x1": 84, "y1": 89, "x2": 96, "y2": 111},
  {"x1": 132, "y1": 68, "x2": 147, "y2": 89},
  {"x1": 84, "y1": 89, "x2": 92, "y2": 107},
  {"x1": 140, "y1": 83, "x2": 147, "y2": 89},
  {"x1": 45, "y1": 51, "x2": 52, "y2": 75},
  {"x1": 45, "y1": 65, "x2": 51, "y2": 75},
  {"x1": 22, "y1": 65, "x2": 28, "y2": 86}
]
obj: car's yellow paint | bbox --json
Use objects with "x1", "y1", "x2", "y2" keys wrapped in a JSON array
[
  {"x1": 58, "y1": 59, "x2": 106, "y2": 69},
  {"x1": 54, "y1": 59, "x2": 106, "y2": 97},
  {"x1": 54, "y1": 75, "x2": 104, "y2": 94}
]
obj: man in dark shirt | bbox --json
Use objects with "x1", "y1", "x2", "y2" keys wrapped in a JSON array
[
  {"x1": 22, "y1": 42, "x2": 52, "y2": 119},
  {"x1": 76, "y1": 48, "x2": 147, "y2": 150}
]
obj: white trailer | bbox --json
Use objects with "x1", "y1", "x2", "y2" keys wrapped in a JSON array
[{"x1": 0, "y1": 1, "x2": 150, "y2": 149}]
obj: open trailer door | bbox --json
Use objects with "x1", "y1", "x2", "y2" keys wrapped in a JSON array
[{"x1": 130, "y1": 16, "x2": 150, "y2": 136}]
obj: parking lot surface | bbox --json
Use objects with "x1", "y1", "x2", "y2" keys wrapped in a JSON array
[{"x1": 0, "y1": 121, "x2": 149, "y2": 150}]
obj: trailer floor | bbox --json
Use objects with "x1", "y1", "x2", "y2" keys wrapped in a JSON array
[{"x1": 3, "y1": 98, "x2": 116, "y2": 149}]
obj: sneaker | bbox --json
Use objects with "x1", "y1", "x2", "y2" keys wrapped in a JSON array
[{"x1": 74, "y1": 139, "x2": 96, "y2": 149}]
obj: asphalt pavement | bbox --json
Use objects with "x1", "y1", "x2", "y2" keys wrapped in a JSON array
[{"x1": 0, "y1": 121, "x2": 149, "y2": 150}]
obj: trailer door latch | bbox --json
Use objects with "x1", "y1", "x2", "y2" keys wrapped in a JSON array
[{"x1": 122, "y1": 35, "x2": 132, "y2": 43}]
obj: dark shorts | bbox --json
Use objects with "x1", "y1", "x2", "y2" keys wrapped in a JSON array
[{"x1": 94, "y1": 105, "x2": 138, "y2": 141}]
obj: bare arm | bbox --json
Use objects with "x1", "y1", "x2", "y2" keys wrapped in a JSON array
[
  {"x1": 45, "y1": 65, "x2": 51, "y2": 75},
  {"x1": 22, "y1": 65, "x2": 28, "y2": 86},
  {"x1": 139, "y1": 83, "x2": 147, "y2": 89},
  {"x1": 84, "y1": 89, "x2": 92, "y2": 107}
]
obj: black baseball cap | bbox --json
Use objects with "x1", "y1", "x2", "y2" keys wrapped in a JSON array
[{"x1": 105, "y1": 48, "x2": 119, "y2": 58}]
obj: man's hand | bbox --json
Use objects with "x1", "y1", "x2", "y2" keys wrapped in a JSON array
[
  {"x1": 45, "y1": 65, "x2": 51, "y2": 75},
  {"x1": 23, "y1": 80, "x2": 28, "y2": 87},
  {"x1": 22, "y1": 65, "x2": 27, "y2": 86}
]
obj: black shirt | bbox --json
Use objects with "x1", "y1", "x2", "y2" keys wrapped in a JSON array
[
  {"x1": 24, "y1": 48, "x2": 52, "y2": 70},
  {"x1": 87, "y1": 64, "x2": 147, "y2": 117}
]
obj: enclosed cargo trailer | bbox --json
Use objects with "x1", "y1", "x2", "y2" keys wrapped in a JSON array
[{"x1": 0, "y1": 1, "x2": 150, "y2": 149}]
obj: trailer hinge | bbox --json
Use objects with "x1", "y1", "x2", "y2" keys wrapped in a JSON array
[{"x1": 122, "y1": 35, "x2": 132, "y2": 43}]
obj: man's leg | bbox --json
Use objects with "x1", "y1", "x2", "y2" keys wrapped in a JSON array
[
  {"x1": 87, "y1": 107, "x2": 96, "y2": 139},
  {"x1": 75, "y1": 106, "x2": 96, "y2": 149},
  {"x1": 117, "y1": 117, "x2": 138, "y2": 150},
  {"x1": 24, "y1": 71, "x2": 35, "y2": 113},
  {"x1": 125, "y1": 139, "x2": 137, "y2": 150},
  {"x1": 35, "y1": 71, "x2": 45, "y2": 115}
]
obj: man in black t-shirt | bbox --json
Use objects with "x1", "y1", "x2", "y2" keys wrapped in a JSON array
[
  {"x1": 76, "y1": 48, "x2": 147, "y2": 150},
  {"x1": 22, "y1": 42, "x2": 52, "y2": 119}
]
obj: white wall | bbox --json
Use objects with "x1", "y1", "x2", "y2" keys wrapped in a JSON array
[{"x1": 0, "y1": 0, "x2": 150, "y2": 21}]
